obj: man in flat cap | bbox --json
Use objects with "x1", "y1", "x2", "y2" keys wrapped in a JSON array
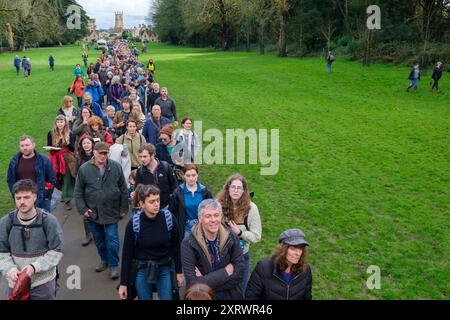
[{"x1": 74, "y1": 142, "x2": 129, "y2": 279}]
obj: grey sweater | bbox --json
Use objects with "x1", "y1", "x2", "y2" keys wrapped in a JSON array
[{"x1": 0, "y1": 209, "x2": 64, "y2": 288}]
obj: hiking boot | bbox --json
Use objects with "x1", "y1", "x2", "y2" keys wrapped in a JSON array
[
  {"x1": 81, "y1": 234, "x2": 93, "y2": 247},
  {"x1": 95, "y1": 262, "x2": 108, "y2": 272},
  {"x1": 109, "y1": 267, "x2": 119, "y2": 280}
]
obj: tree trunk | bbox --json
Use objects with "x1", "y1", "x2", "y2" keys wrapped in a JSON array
[
  {"x1": 278, "y1": 11, "x2": 287, "y2": 57},
  {"x1": 218, "y1": 0, "x2": 229, "y2": 50}
]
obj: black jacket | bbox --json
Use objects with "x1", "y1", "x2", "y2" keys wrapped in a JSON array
[
  {"x1": 181, "y1": 223, "x2": 244, "y2": 300},
  {"x1": 169, "y1": 182, "x2": 213, "y2": 239},
  {"x1": 432, "y1": 67, "x2": 442, "y2": 81},
  {"x1": 245, "y1": 258, "x2": 312, "y2": 300},
  {"x1": 135, "y1": 160, "x2": 177, "y2": 208}
]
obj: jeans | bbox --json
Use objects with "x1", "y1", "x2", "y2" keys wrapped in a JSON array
[
  {"x1": 184, "y1": 219, "x2": 198, "y2": 239},
  {"x1": 36, "y1": 198, "x2": 52, "y2": 213},
  {"x1": 326, "y1": 63, "x2": 332, "y2": 74},
  {"x1": 15, "y1": 66, "x2": 20, "y2": 75},
  {"x1": 241, "y1": 252, "x2": 250, "y2": 295},
  {"x1": 87, "y1": 221, "x2": 120, "y2": 268},
  {"x1": 135, "y1": 265, "x2": 173, "y2": 300},
  {"x1": 408, "y1": 79, "x2": 419, "y2": 90},
  {"x1": 77, "y1": 96, "x2": 83, "y2": 108}
]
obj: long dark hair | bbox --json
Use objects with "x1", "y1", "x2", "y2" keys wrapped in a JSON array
[{"x1": 273, "y1": 244, "x2": 308, "y2": 274}]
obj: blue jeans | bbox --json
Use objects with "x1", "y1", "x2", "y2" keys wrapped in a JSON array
[
  {"x1": 184, "y1": 219, "x2": 198, "y2": 239},
  {"x1": 36, "y1": 199, "x2": 52, "y2": 214},
  {"x1": 135, "y1": 265, "x2": 173, "y2": 300},
  {"x1": 241, "y1": 252, "x2": 250, "y2": 295},
  {"x1": 327, "y1": 63, "x2": 332, "y2": 74},
  {"x1": 15, "y1": 66, "x2": 20, "y2": 75},
  {"x1": 409, "y1": 79, "x2": 419, "y2": 90},
  {"x1": 87, "y1": 221, "x2": 120, "y2": 268}
]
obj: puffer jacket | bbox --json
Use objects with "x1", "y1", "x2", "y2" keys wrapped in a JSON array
[{"x1": 245, "y1": 258, "x2": 312, "y2": 300}]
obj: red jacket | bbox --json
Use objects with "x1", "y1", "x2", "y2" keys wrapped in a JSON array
[{"x1": 70, "y1": 79, "x2": 86, "y2": 98}]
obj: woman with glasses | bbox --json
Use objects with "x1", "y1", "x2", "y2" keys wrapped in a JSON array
[{"x1": 217, "y1": 173, "x2": 262, "y2": 294}]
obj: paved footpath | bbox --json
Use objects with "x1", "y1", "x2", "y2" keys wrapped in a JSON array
[{"x1": 0, "y1": 193, "x2": 129, "y2": 300}]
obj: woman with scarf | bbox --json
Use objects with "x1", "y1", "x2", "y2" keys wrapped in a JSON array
[{"x1": 47, "y1": 115, "x2": 76, "y2": 210}]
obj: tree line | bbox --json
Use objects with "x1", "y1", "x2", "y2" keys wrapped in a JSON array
[
  {"x1": 150, "y1": 0, "x2": 450, "y2": 67},
  {"x1": 0, "y1": 0, "x2": 89, "y2": 51}
]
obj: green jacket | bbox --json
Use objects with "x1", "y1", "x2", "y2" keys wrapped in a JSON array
[{"x1": 74, "y1": 158, "x2": 129, "y2": 225}]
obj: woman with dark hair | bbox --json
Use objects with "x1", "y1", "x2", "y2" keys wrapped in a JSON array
[
  {"x1": 72, "y1": 107, "x2": 93, "y2": 146},
  {"x1": 245, "y1": 228, "x2": 312, "y2": 300},
  {"x1": 87, "y1": 62, "x2": 95, "y2": 77},
  {"x1": 86, "y1": 116, "x2": 113, "y2": 146},
  {"x1": 118, "y1": 184, "x2": 183, "y2": 300},
  {"x1": 169, "y1": 164, "x2": 213, "y2": 239},
  {"x1": 75, "y1": 135, "x2": 95, "y2": 246},
  {"x1": 174, "y1": 117, "x2": 200, "y2": 162},
  {"x1": 217, "y1": 173, "x2": 261, "y2": 293},
  {"x1": 47, "y1": 115, "x2": 76, "y2": 210}
]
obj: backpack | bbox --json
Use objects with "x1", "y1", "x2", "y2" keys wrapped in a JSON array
[
  {"x1": 131, "y1": 207, "x2": 174, "y2": 244},
  {"x1": 5, "y1": 210, "x2": 60, "y2": 285},
  {"x1": 6, "y1": 211, "x2": 49, "y2": 251}
]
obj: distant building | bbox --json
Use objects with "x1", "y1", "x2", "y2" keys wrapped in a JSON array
[{"x1": 114, "y1": 11, "x2": 124, "y2": 34}]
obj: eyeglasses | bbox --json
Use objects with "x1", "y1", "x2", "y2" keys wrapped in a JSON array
[{"x1": 229, "y1": 185, "x2": 243, "y2": 191}]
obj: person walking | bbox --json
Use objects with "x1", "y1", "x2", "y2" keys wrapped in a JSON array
[
  {"x1": 49, "y1": 55, "x2": 55, "y2": 71},
  {"x1": 74, "y1": 142, "x2": 129, "y2": 279},
  {"x1": 326, "y1": 51, "x2": 335, "y2": 74},
  {"x1": 407, "y1": 63, "x2": 421, "y2": 92},
  {"x1": 14, "y1": 55, "x2": 21, "y2": 76},
  {"x1": 431, "y1": 61, "x2": 443, "y2": 92},
  {"x1": 0, "y1": 179, "x2": 64, "y2": 300}
]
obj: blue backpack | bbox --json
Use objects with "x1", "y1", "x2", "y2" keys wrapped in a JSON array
[{"x1": 132, "y1": 208, "x2": 173, "y2": 244}]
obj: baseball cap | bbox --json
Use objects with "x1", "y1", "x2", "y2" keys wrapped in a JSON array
[
  {"x1": 279, "y1": 228, "x2": 309, "y2": 246},
  {"x1": 94, "y1": 142, "x2": 110, "y2": 152}
]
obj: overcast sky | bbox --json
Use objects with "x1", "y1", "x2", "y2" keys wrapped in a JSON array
[{"x1": 77, "y1": 0, "x2": 154, "y2": 29}]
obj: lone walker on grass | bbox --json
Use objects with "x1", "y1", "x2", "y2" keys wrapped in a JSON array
[
  {"x1": 407, "y1": 63, "x2": 421, "y2": 92},
  {"x1": 326, "y1": 51, "x2": 335, "y2": 74}
]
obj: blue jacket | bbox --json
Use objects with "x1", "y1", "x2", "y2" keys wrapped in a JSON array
[
  {"x1": 84, "y1": 82, "x2": 104, "y2": 103},
  {"x1": 14, "y1": 57, "x2": 21, "y2": 68},
  {"x1": 142, "y1": 116, "x2": 171, "y2": 146},
  {"x1": 49, "y1": 56, "x2": 54, "y2": 65},
  {"x1": 7, "y1": 151, "x2": 56, "y2": 206}
]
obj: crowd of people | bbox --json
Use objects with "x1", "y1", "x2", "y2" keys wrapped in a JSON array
[{"x1": 1, "y1": 40, "x2": 313, "y2": 301}]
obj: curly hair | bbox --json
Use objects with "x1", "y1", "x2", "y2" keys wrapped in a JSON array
[
  {"x1": 273, "y1": 244, "x2": 308, "y2": 274},
  {"x1": 216, "y1": 173, "x2": 251, "y2": 223},
  {"x1": 87, "y1": 116, "x2": 104, "y2": 131}
]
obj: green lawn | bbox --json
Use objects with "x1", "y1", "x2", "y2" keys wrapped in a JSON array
[{"x1": 0, "y1": 43, "x2": 448, "y2": 299}]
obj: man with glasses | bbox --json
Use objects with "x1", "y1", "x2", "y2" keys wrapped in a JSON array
[{"x1": 74, "y1": 142, "x2": 129, "y2": 279}]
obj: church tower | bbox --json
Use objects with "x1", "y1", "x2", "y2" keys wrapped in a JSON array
[{"x1": 114, "y1": 11, "x2": 124, "y2": 33}]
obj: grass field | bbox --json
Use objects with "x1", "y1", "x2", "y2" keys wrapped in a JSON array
[{"x1": 0, "y1": 44, "x2": 448, "y2": 299}]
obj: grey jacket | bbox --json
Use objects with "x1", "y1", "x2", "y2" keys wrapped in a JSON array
[
  {"x1": 0, "y1": 208, "x2": 64, "y2": 288},
  {"x1": 74, "y1": 158, "x2": 129, "y2": 225}
]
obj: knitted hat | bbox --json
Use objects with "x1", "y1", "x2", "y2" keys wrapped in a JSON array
[{"x1": 160, "y1": 124, "x2": 174, "y2": 137}]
